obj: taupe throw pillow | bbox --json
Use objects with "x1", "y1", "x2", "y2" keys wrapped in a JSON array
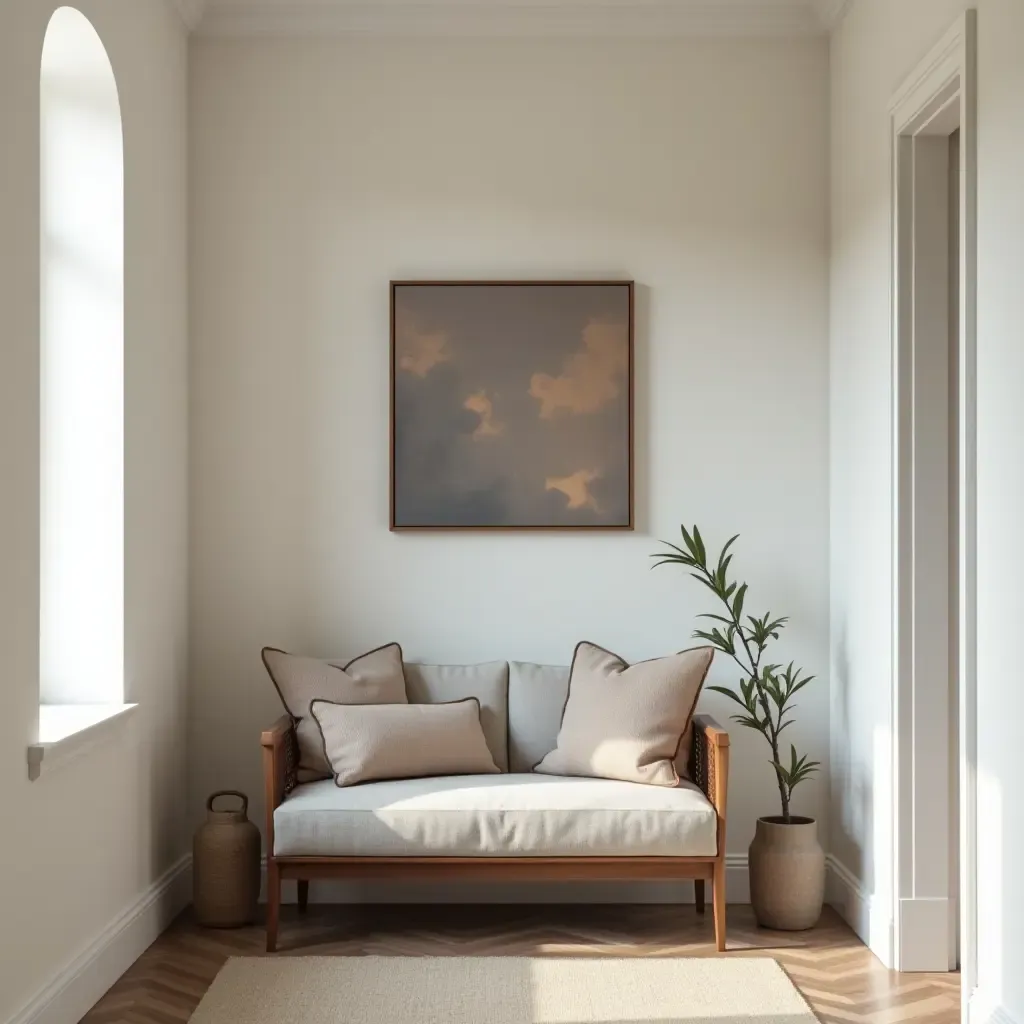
[
  {"x1": 262, "y1": 643, "x2": 408, "y2": 781},
  {"x1": 533, "y1": 642, "x2": 714, "y2": 787},
  {"x1": 310, "y1": 698, "x2": 500, "y2": 787}
]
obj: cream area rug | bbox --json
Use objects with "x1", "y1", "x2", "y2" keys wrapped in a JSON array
[{"x1": 189, "y1": 956, "x2": 819, "y2": 1024}]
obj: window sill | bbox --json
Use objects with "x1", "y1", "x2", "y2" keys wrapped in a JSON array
[{"x1": 28, "y1": 703, "x2": 138, "y2": 781}]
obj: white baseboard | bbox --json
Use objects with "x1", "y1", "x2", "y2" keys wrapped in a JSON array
[
  {"x1": 970, "y1": 988, "x2": 1021, "y2": 1024},
  {"x1": 725, "y1": 853, "x2": 750, "y2": 903},
  {"x1": 260, "y1": 853, "x2": 752, "y2": 905},
  {"x1": 825, "y1": 855, "x2": 893, "y2": 967},
  {"x1": 7, "y1": 854, "x2": 192, "y2": 1024}
]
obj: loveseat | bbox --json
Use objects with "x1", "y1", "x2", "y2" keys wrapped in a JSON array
[{"x1": 261, "y1": 660, "x2": 730, "y2": 952}]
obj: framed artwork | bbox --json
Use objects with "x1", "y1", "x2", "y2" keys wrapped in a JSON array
[{"x1": 390, "y1": 280, "x2": 633, "y2": 530}]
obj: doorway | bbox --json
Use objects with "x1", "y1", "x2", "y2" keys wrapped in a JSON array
[{"x1": 890, "y1": 9, "x2": 976, "y2": 999}]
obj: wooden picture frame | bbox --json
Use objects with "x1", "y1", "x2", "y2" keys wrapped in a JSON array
[{"x1": 390, "y1": 280, "x2": 634, "y2": 531}]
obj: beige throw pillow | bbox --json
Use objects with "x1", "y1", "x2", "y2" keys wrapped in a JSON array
[
  {"x1": 533, "y1": 642, "x2": 714, "y2": 787},
  {"x1": 262, "y1": 643, "x2": 408, "y2": 781},
  {"x1": 310, "y1": 698, "x2": 500, "y2": 787}
]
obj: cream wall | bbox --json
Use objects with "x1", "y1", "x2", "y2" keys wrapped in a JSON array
[
  {"x1": 0, "y1": 1, "x2": 189, "y2": 1021},
  {"x1": 189, "y1": 35, "x2": 831, "y2": 885},
  {"x1": 830, "y1": 0, "x2": 1024, "y2": 1012}
]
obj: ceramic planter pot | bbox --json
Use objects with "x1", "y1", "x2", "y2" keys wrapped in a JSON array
[{"x1": 748, "y1": 815, "x2": 825, "y2": 930}]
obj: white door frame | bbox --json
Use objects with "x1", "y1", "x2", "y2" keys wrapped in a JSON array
[{"x1": 889, "y1": 8, "x2": 977, "y2": 991}]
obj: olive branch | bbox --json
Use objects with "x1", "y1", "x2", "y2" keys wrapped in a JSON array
[{"x1": 652, "y1": 524, "x2": 819, "y2": 822}]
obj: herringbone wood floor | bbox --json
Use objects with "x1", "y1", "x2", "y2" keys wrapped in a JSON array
[{"x1": 79, "y1": 904, "x2": 959, "y2": 1024}]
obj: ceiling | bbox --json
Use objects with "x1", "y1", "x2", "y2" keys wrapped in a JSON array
[{"x1": 173, "y1": 0, "x2": 851, "y2": 37}]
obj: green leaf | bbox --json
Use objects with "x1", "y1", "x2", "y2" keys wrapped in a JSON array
[
  {"x1": 740, "y1": 677, "x2": 755, "y2": 706},
  {"x1": 693, "y1": 574, "x2": 720, "y2": 593},
  {"x1": 679, "y1": 524, "x2": 697, "y2": 559},
  {"x1": 732, "y1": 582, "x2": 748, "y2": 621},
  {"x1": 788, "y1": 675, "x2": 814, "y2": 697},
  {"x1": 692, "y1": 525, "x2": 707, "y2": 565},
  {"x1": 658, "y1": 540, "x2": 696, "y2": 562},
  {"x1": 763, "y1": 676, "x2": 785, "y2": 708},
  {"x1": 746, "y1": 616, "x2": 764, "y2": 645},
  {"x1": 688, "y1": 626, "x2": 737, "y2": 651},
  {"x1": 697, "y1": 613, "x2": 734, "y2": 625},
  {"x1": 692, "y1": 630, "x2": 732, "y2": 654},
  {"x1": 707, "y1": 685, "x2": 747, "y2": 708},
  {"x1": 650, "y1": 558, "x2": 685, "y2": 571},
  {"x1": 719, "y1": 554, "x2": 734, "y2": 582},
  {"x1": 717, "y1": 534, "x2": 740, "y2": 574},
  {"x1": 730, "y1": 714, "x2": 765, "y2": 733}
]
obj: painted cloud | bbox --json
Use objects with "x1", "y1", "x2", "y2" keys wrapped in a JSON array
[
  {"x1": 396, "y1": 314, "x2": 452, "y2": 377},
  {"x1": 529, "y1": 319, "x2": 629, "y2": 418},
  {"x1": 546, "y1": 469, "x2": 602, "y2": 512},
  {"x1": 463, "y1": 390, "x2": 504, "y2": 439}
]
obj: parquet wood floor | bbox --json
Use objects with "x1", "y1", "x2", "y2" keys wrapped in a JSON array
[{"x1": 79, "y1": 904, "x2": 959, "y2": 1024}]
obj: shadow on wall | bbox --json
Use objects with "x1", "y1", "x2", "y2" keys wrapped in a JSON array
[
  {"x1": 976, "y1": 765, "x2": 1003, "y2": 1009},
  {"x1": 632, "y1": 283, "x2": 651, "y2": 535},
  {"x1": 829, "y1": 621, "x2": 896, "y2": 963},
  {"x1": 830, "y1": 623, "x2": 876, "y2": 888}
]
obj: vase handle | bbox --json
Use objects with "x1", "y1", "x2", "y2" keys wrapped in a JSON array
[{"x1": 207, "y1": 790, "x2": 248, "y2": 815}]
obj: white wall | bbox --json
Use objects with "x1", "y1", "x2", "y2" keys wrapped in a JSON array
[
  {"x1": 973, "y1": 3, "x2": 1024, "y2": 1019},
  {"x1": 189, "y1": 35, "x2": 831, "y2": 884},
  {"x1": 830, "y1": 0, "x2": 1024, "y2": 1012},
  {"x1": 0, "y1": 1, "x2": 189, "y2": 1020}
]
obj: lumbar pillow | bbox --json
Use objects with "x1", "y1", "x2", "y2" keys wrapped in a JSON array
[
  {"x1": 310, "y1": 698, "x2": 500, "y2": 787},
  {"x1": 533, "y1": 642, "x2": 714, "y2": 787},
  {"x1": 262, "y1": 643, "x2": 408, "y2": 781}
]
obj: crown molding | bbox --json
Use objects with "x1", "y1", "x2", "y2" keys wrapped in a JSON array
[
  {"x1": 197, "y1": 1, "x2": 828, "y2": 38},
  {"x1": 811, "y1": 0, "x2": 851, "y2": 31}
]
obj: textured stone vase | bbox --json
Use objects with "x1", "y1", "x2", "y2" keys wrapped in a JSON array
[
  {"x1": 193, "y1": 791, "x2": 261, "y2": 928},
  {"x1": 748, "y1": 816, "x2": 825, "y2": 930}
]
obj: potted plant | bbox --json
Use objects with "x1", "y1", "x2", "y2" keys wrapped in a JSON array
[{"x1": 653, "y1": 525, "x2": 825, "y2": 930}]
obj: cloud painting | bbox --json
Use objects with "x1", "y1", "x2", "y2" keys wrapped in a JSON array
[{"x1": 391, "y1": 282, "x2": 632, "y2": 529}]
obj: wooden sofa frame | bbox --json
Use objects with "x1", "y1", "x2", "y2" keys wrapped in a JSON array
[{"x1": 261, "y1": 713, "x2": 730, "y2": 953}]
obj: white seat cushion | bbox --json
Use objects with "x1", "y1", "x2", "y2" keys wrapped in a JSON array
[{"x1": 274, "y1": 773, "x2": 718, "y2": 858}]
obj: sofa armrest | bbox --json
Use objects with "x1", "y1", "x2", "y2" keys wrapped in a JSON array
[
  {"x1": 690, "y1": 714, "x2": 730, "y2": 853},
  {"x1": 261, "y1": 715, "x2": 298, "y2": 857}
]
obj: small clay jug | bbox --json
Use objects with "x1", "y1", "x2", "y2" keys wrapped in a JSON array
[
  {"x1": 748, "y1": 815, "x2": 826, "y2": 930},
  {"x1": 193, "y1": 790, "x2": 261, "y2": 927}
]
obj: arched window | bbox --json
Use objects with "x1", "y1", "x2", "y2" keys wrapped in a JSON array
[{"x1": 39, "y1": 7, "x2": 124, "y2": 714}]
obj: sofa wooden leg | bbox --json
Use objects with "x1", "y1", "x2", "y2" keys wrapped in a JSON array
[
  {"x1": 712, "y1": 859, "x2": 727, "y2": 952},
  {"x1": 266, "y1": 860, "x2": 281, "y2": 953},
  {"x1": 297, "y1": 880, "x2": 309, "y2": 914},
  {"x1": 694, "y1": 879, "x2": 705, "y2": 914}
]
